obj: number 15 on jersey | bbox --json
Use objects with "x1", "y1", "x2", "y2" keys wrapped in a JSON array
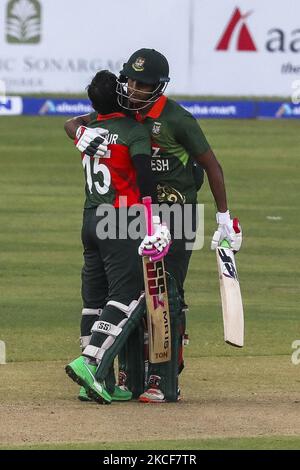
[{"x1": 82, "y1": 154, "x2": 111, "y2": 195}]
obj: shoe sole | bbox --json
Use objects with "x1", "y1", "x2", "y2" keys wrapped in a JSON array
[
  {"x1": 86, "y1": 387, "x2": 111, "y2": 405},
  {"x1": 139, "y1": 396, "x2": 166, "y2": 404},
  {"x1": 78, "y1": 395, "x2": 91, "y2": 402},
  {"x1": 111, "y1": 396, "x2": 132, "y2": 402},
  {"x1": 139, "y1": 396, "x2": 181, "y2": 403},
  {"x1": 65, "y1": 365, "x2": 111, "y2": 405}
]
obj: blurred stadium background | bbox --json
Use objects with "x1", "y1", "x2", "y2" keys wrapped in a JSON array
[{"x1": 0, "y1": 0, "x2": 299, "y2": 451}]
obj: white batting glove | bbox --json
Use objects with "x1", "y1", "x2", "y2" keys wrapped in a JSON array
[
  {"x1": 75, "y1": 126, "x2": 109, "y2": 157},
  {"x1": 211, "y1": 210, "x2": 242, "y2": 252},
  {"x1": 139, "y1": 216, "x2": 171, "y2": 261}
]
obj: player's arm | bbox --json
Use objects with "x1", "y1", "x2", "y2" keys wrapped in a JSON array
[
  {"x1": 134, "y1": 157, "x2": 171, "y2": 261},
  {"x1": 128, "y1": 124, "x2": 158, "y2": 203},
  {"x1": 175, "y1": 114, "x2": 242, "y2": 251},
  {"x1": 132, "y1": 154, "x2": 158, "y2": 203},
  {"x1": 64, "y1": 113, "x2": 92, "y2": 139},
  {"x1": 195, "y1": 148, "x2": 227, "y2": 212},
  {"x1": 175, "y1": 112, "x2": 227, "y2": 210},
  {"x1": 196, "y1": 149, "x2": 242, "y2": 251},
  {"x1": 136, "y1": 169, "x2": 170, "y2": 262},
  {"x1": 129, "y1": 126, "x2": 170, "y2": 261}
]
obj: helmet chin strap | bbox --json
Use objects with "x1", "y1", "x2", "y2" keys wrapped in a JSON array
[{"x1": 116, "y1": 79, "x2": 168, "y2": 111}]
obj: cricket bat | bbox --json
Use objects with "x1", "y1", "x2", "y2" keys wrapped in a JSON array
[
  {"x1": 216, "y1": 240, "x2": 244, "y2": 347},
  {"x1": 142, "y1": 197, "x2": 171, "y2": 363}
]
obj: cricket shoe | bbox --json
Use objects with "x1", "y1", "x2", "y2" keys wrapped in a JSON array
[
  {"x1": 78, "y1": 385, "x2": 132, "y2": 402},
  {"x1": 139, "y1": 387, "x2": 182, "y2": 403},
  {"x1": 139, "y1": 373, "x2": 181, "y2": 403},
  {"x1": 78, "y1": 386, "x2": 91, "y2": 402},
  {"x1": 139, "y1": 387, "x2": 166, "y2": 403},
  {"x1": 66, "y1": 356, "x2": 111, "y2": 405},
  {"x1": 111, "y1": 385, "x2": 132, "y2": 401},
  {"x1": 139, "y1": 375, "x2": 165, "y2": 403}
]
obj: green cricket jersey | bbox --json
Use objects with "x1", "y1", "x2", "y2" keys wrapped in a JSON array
[
  {"x1": 136, "y1": 96, "x2": 210, "y2": 204},
  {"x1": 81, "y1": 112, "x2": 151, "y2": 208}
]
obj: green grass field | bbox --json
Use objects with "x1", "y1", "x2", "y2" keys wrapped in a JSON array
[
  {"x1": 0, "y1": 117, "x2": 299, "y2": 450},
  {"x1": 2, "y1": 436, "x2": 300, "y2": 450}
]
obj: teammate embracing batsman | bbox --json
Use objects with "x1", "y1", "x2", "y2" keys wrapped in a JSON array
[{"x1": 65, "y1": 49, "x2": 242, "y2": 403}]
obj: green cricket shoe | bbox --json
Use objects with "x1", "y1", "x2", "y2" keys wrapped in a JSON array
[
  {"x1": 78, "y1": 385, "x2": 132, "y2": 402},
  {"x1": 111, "y1": 386, "x2": 132, "y2": 401},
  {"x1": 78, "y1": 386, "x2": 91, "y2": 402},
  {"x1": 66, "y1": 356, "x2": 111, "y2": 405}
]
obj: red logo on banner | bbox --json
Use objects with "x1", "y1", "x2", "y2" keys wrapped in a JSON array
[{"x1": 216, "y1": 8, "x2": 257, "y2": 51}]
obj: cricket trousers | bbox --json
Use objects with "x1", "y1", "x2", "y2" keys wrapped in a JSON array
[
  {"x1": 81, "y1": 207, "x2": 143, "y2": 308},
  {"x1": 80, "y1": 207, "x2": 144, "y2": 349}
]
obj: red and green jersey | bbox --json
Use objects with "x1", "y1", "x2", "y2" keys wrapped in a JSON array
[
  {"x1": 136, "y1": 96, "x2": 210, "y2": 204},
  {"x1": 82, "y1": 112, "x2": 151, "y2": 208}
]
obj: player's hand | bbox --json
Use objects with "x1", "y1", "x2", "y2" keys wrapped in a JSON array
[
  {"x1": 211, "y1": 211, "x2": 242, "y2": 252},
  {"x1": 139, "y1": 217, "x2": 171, "y2": 262},
  {"x1": 75, "y1": 126, "x2": 109, "y2": 157}
]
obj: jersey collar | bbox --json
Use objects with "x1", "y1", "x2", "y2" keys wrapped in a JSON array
[
  {"x1": 136, "y1": 95, "x2": 167, "y2": 122},
  {"x1": 97, "y1": 112, "x2": 126, "y2": 121}
]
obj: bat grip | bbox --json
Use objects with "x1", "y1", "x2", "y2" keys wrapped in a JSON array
[
  {"x1": 220, "y1": 239, "x2": 231, "y2": 248},
  {"x1": 142, "y1": 196, "x2": 154, "y2": 236}
]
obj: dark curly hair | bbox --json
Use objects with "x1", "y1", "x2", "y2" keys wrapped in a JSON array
[{"x1": 87, "y1": 70, "x2": 121, "y2": 114}]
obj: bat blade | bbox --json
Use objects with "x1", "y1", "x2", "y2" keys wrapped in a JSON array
[
  {"x1": 216, "y1": 245, "x2": 244, "y2": 347},
  {"x1": 142, "y1": 257, "x2": 171, "y2": 363}
]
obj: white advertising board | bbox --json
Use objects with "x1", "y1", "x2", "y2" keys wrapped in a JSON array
[{"x1": 0, "y1": 0, "x2": 299, "y2": 95}]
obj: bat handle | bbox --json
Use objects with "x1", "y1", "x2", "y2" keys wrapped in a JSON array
[
  {"x1": 142, "y1": 196, "x2": 154, "y2": 236},
  {"x1": 220, "y1": 239, "x2": 231, "y2": 248}
]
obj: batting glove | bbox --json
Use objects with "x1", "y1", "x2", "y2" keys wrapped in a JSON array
[
  {"x1": 139, "y1": 216, "x2": 171, "y2": 262},
  {"x1": 211, "y1": 210, "x2": 242, "y2": 252},
  {"x1": 75, "y1": 126, "x2": 109, "y2": 157}
]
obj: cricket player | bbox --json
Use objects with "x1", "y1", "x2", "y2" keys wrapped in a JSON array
[
  {"x1": 65, "y1": 49, "x2": 242, "y2": 403},
  {"x1": 65, "y1": 70, "x2": 171, "y2": 404}
]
